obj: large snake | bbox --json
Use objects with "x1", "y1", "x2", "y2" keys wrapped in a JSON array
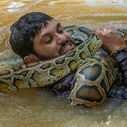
[
  {"x1": 0, "y1": 26, "x2": 102, "y2": 92},
  {"x1": 0, "y1": 26, "x2": 127, "y2": 106}
]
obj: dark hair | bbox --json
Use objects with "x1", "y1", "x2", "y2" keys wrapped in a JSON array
[{"x1": 10, "y1": 12, "x2": 53, "y2": 58}]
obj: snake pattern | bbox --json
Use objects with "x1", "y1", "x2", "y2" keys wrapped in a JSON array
[
  {"x1": 0, "y1": 25, "x2": 127, "y2": 106},
  {"x1": 69, "y1": 52, "x2": 120, "y2": 106}
]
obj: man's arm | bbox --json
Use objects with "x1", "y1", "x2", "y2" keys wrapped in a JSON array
[
  {"x1": 94, "y1": 27, "x2": 127, "y2": 85},
  {"x1": 112, "y1": 48, "x2": 127, "y2": 85}
]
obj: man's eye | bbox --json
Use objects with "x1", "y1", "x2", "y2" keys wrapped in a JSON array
[
  {"x1": 44, "y1": 36, "x2": 52, "y2": 43},
  {"x1": 58, "y1": 27, "x2": 64, "y2": 34}
]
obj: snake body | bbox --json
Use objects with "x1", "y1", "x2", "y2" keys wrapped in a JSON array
[
  {"x1": 70, "y1": 52, "x2": 120, "y2": 106},
  {"x1": 0, "y1": 26, "x2": 102, "y2": 92},
  {"x1": 0, "y1": 25, "x2": 127, "y2": 106}
]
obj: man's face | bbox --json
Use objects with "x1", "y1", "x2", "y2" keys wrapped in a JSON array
[{"x1": 33, "y1": 20, "x2": 75, "y2": 59}]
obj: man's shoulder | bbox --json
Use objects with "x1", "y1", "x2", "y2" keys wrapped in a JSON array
[
  {"x1": 64, "y1": 25, "x2": 92, "y2": 44},
  {"x1": 64, "y1": 25, "x2": 92, "y2": 34}
]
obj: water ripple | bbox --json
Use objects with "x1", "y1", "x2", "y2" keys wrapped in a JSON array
[{"x1": 7, "y1": 2, "x2": 24, "y2": 12}]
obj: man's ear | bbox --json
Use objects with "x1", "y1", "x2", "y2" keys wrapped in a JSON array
[{"x1": 24, "y1": 54, "x2": 39, "y2": 64}]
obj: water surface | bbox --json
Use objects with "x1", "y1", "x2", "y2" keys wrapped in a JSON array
[{"x1": 0, "y1": 0, "x2": 127, "y2": 127}]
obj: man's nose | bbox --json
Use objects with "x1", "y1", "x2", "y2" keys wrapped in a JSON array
[{"x1": 55, "y1": 33, "x2": 67, "y2": 44}]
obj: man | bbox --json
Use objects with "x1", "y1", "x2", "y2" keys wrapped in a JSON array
[
  {"x1": 10, "y1": 12, "x2": 75, "y2": 63},
  {"x1": 10, "y1": 12, "x2": 77, "y2": 94},
  {"x1": 10, "y1": 12, "x2": 127, "y2": 98}
]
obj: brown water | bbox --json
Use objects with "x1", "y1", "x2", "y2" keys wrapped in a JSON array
[{"x1": 0, "y1": 0, "x2": 127, "y2": 127}]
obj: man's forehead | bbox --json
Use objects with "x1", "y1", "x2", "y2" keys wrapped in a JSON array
[
  {"x1": 40, "y1": 20, "x2": 60, "y2": 34},
  {"x1": 34, "y1": 20, "x2": 61, "y2": 41}
]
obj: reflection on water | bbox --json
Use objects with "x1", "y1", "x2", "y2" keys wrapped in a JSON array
[
  {"x1": 0, "y1": 87, "x2": 126, "y2": 127},
  {"x1": 0, "y1": 0, "x2": 127, "y2": 127},
  {"x1": 7, "y1": 2, "x2": 25, "y2": 12}
]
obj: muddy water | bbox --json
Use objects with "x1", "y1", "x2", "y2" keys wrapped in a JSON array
[{"x1": 0, "y1": 0, "x2": 127, "y2": 127}]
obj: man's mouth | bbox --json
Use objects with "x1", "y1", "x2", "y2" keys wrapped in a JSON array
[{"x1": 59, "y1": 40, "x2": 75, "y2": 55}]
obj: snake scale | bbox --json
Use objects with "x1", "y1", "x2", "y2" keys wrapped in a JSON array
[{"x1": 0, "y1": 25, "x2": 127, "y2": 106}]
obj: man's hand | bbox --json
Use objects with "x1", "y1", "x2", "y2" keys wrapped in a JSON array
[{"x1": 93, "y1": 27, "x2": 127, "y2": 53}]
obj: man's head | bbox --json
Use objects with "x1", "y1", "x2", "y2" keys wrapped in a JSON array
[{"x1": 10, "y1": 12, "x2": 75, "y2": 63}]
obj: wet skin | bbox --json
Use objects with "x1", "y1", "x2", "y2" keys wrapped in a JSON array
[
  {"x1": 94, "y1": 27, "x2": 127, "y2": 53},
  {"x1": 33, "y1": 20, "x2": 75, "y2": 59}
]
